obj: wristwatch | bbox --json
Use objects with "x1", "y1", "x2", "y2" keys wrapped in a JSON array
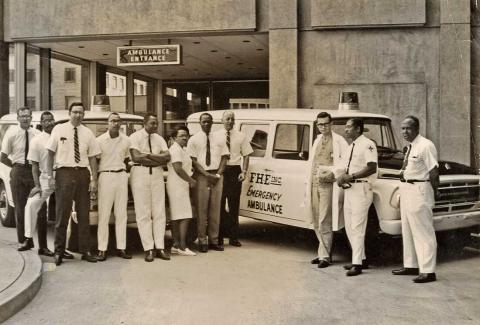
[{"x1": 215, "y1": 173, "x2": 221, "y2": 178}]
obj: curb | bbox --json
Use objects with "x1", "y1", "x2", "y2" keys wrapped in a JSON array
[{"x1": 0, "y1": 247, "x2": 42, "y2": 323}]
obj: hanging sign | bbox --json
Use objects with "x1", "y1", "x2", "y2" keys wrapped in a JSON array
[{"x1": 117, "y1": 45, "x2": 181, "y2": 66}]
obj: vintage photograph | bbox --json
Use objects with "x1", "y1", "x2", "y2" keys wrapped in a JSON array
[{"x1": 0, "y1": 1, "x2": 479, "y2": 324}]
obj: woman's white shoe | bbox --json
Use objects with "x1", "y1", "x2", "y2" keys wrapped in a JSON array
[{"x1": 178, "y1": 248, "x2": 196, "y2": 256}]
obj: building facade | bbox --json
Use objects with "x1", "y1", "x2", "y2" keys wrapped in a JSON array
[{"x1": 0, "y1": 0, "x2": 477, "y2": 167}]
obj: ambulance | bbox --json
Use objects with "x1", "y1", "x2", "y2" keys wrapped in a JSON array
[{"x1": 187, "y1": 108, "x2": 480, "y2": 237}]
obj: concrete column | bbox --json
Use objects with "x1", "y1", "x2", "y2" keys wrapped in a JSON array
[
  {"x1": 14, "y1": 42, "x2": 25, "y2": 108},
  {"x1": 39, "y1": 48, "x2": 50, "y2": 110},
  {"x1": 155, "y1": 80, "x2": 164, "y2": 135},
  {"x1": 0, "y1": 42, "x2": 9, "y2": 117},
  {"x1": 268, "y1": 0, "x2": 298, "y2": 108},
  {"x1": 126, "y1": 72, "x2": 134, "y2": 114},
  {"x1": 439, "y1": 0, "x2": 471, "y2": 165}
]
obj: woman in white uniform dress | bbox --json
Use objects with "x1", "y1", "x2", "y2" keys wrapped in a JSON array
[{"x1": 167, "y1": 126, "x2": 197, "y2": 256}]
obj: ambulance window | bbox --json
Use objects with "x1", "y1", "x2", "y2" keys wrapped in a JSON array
[
  {"x1": 273, "y1": 124, "x2": 310, "y2": 160},
  {"x1": 240, "y1": 123, "x2": 269, "y2": 157}
]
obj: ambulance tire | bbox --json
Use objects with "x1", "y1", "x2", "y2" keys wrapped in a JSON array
[{"x1": 365, "y1": 206, "x2": 384, "y2": 265}]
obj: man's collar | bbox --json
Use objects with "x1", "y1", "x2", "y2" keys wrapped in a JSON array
[{"x1": 410, "y1": 134, "x2": 421, "y2": 145}]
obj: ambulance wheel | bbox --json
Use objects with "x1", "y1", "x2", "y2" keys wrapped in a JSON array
[{"x1": 0, "y1": 181, "x2": 15, "y2": 227}]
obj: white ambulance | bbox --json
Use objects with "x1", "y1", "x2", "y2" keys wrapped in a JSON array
[
  {"x1": 187, "y1": 109, "x2": 480, "y2": 237},
  {"x1": 0, "y1": 110, "x2": 144, "y2": 228}
]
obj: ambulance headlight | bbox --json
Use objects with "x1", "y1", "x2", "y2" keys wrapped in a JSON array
[{"x1": 389, "y1": 188, "x2": 400, "y2": 209}]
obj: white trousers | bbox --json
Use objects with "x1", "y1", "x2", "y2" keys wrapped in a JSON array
[
  {"x1": 24, "y1": 174, "x2": 54, "y2": 238},
  {"x1": 130, "y1": 166, "x2": 166, "y2": 250},
  {"x1": 343, "y1": 183, "x2": 372, "y2": 265},
  {"x1": 97, "y1": 171, "x2": 128, "y2": 251},
  {"x1": 399, "y1": 182, "x2": 437, "y2": 273}
]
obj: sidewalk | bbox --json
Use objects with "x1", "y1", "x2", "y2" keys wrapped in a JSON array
[{"x1": 0, "y1": 239, "x2": 42, "y2": 323}]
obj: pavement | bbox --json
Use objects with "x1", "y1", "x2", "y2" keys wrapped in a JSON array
[{"x1": 0, "y1": 239, "x2": 43, "y2": 323}]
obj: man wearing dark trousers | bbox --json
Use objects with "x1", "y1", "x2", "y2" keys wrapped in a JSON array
[
  {"x1": 215, "y1": 111, "x2": 253, "y2": 247},
  {"x1": 46, "y1": 102, "x2": 101, "y2": 265},
  {"x1": 1, "y1": 107, "x2": 39, "y2": 249}
]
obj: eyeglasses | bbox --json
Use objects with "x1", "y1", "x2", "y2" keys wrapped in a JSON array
[{"x1": 316, "y1": 123, "x2": 331, "y2": 127}]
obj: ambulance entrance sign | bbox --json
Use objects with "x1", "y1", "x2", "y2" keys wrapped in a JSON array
[{"x1": 117, "y1": 45, "x2": 181, "y2": 66}]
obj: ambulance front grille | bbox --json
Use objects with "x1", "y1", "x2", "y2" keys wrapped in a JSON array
[{"x1": 433, "y1": 181, "x2": 480, "y2": 213}]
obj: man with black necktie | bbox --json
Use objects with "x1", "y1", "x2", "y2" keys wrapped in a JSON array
[
  {"x1": 129, "y1": 114, "x2": 171, "y2": 262},
  {"x1": 46, "y1": 102, "x2": 101, "y2": 265},
  {"x1": 187, "y1": 113, "x2": 229, "y2": 253},
  {"x1": 1, "y1": 107, "x2": 39, "y2": 250},
  {"x1": 336, "y1": 118, "x2": 377, "y2": 276}
]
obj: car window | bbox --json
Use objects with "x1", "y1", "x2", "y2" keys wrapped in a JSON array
[
  {"x1": 80, "y1": 119, "x2": 143, "y2": 137},
  {"x1": 240, "y1": 123, "x2": 269, "y2": 157},
  {"x1": 273, "y1": 124, "x2": 310, "y2": 160}
]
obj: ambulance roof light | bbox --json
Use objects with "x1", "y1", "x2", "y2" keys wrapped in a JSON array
[
  {"x1": 338, "y1": 92, "x2": 359, "y2": 111},
  {"x1": 91, "y1": 94, "x2": 111, "y2": 112}
]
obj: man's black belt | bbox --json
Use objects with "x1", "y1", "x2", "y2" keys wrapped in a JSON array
[
  {"x1": 131, "y1": 163, "x2": 156, "y2": 167},
  {"x1": 400, "y1": 179, "x2": 429, "y2": 184},
  {"x1": 56, "y1": 166, "x2": 88, "y2": 171},
  {"x1": 351, "y1": 179, "x2": 368, "y2": 183},
  {"x1": 99, "y1": 169, "x2": 126, "y2": 173}
]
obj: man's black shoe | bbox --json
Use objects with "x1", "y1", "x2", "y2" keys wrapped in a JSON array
[
  {"x1": 62, "y1": 251, "x2": 74, "y2": 259},
  {"x1": 317, "y1": 260, "x2": 330, "y2": 269},
  {"x1": 392, "y1": 267, "x2": 419, "y2": 276},
  {"x1": 145, "y1": 250, "x2": 154, "y2": 262},
  {"x1": 54, "y1": 253, "x2": 63, "y2": 266},
  {"x1": 81, "y1": 252, "x2": 98, "y2": 263},
  {"x1": 38, "y1": 248, "x2": 54, "y2": 257},
  {"x1": 311, "y1": 257, "x2": 320, "y2": 264},
  {"x1": 97, "y1": 251, "x2": 107, "y2": 262},
  {"x1": 346, "y1": 265, "x2": 362, "y2": 276},
  {"x1": 156, "y1": 249, "x2": 171, "y2": 260},
  {"x1": 229, "y1": 239, "x2": 242, "y2": 247},
  {"x1": 117, "y1": 249, "x2": 132, "y2": 259},
  {"x1": 413, "y1": 273, "x2": 436, "y2": 283},
  {"x1": 208, "y1": 243, "x2": 224, "y2": 251},
  {"x1": 198, "y1": 245, "x2": 208, "y2": 253},
  {"x1": 18, "y1": 238, "x2": 34, "y2": 251},
  {"x1": 343, "y1": 260, "x2": 369, "y2": 270}
]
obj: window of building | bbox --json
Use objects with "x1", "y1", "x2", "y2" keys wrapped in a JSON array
[
  {"x1": 134, "y1": 83, "x2": 138, "y2": 95},
  {"x1": 26, "y1": 49, "x2": 40, "y2": 110},
  {"x1": 120, "y1": 78, "x2": 124, "y2": 91},
  {"x1": 26, "y1": 96, "x2": 36, "y2": 109},
  {"x1": 106, "y1": 76, "x2": 109, "y2": 89},
  {"x1": 273, "y1": 124, "x2": 310, "y2": 160},
  {"x1": 106, "y1": 71, "x2": 126, "y2": 112},
  {"x1": 140, "y1": 84, "x2": 144, "y2": 95},
  {"x1": 64, "y1": 67, "x2": 76, "y2": 82},
  {"x1": 8, "y1": 44, "x2": 15, "y2": 112},
  {"x1": 26, "y1": 69, "x2": 36, "y2": 82},
  {"x1": 113, "y1": 76, "x2": 117, "y2": 89},
  {"x1": 9, "y1": 70, "x2": 14, "y2": 83},
  {"x1": 240, "y1": 123, "x2": 270, "y2": 158}
]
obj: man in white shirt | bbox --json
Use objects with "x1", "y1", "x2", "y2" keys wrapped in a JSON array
[
  {"x1": 215, "y1": 111, "x2": 253, "y2": 247},
  {"x1": 392, "y1": 115, "x2": 439, "y2": 283},
  {"x1": 96, "y1": 113, "x2": 132, "y2": 261},
  {"x1": 310, "y1": 112, "x2": 348, "y2": 268},
  {"x1": 337, "y1": 118, "x2": 378, "y2": 276},
  {"x1": 1, "y1": 107, "x2": 39, "y2": 249},
  {"x1": 46, "y1": 102, "x2": 101, "y2": 265},
  {"x1": 129, "y1": 114, "x2": 171, "y2": 262},
  {"x1": 20, "y1": 112, "x2": 56, "y2": 256},
  {"x1": 187, "y1": 113, "x2": 229, "y2": 253}
]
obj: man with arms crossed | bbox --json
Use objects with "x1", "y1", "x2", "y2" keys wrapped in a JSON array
[
  {"x1": 20, "y1": 111, "x2": 56, "y2": 256},
  {"x1": 129, "y1": 114, "x2": 171, "y2": 262},
  {"x1": 337, "y1": 118, "x2": 377, "y2": 276},
  {"x1": 96, "y1": 113, "x2": 132, "y2": 261},
  {"x1": 187, "y1": 113, "x2": 229, "y2": 253},
  {"x1": 310, "y1": 112, "x2": 348, "y2": 268},
  {"x1": 1, "y1": 107, "x2": 40, "y2": 250},
  {"x1": 216, "y1": 111, "x2": 253, "y2": 247},
  {"x1": 392, "y1": 115, "x2": 439, "y2": 283},
  {"x1": 46, "y1": 102, "x2": 101, "y2": 265}
]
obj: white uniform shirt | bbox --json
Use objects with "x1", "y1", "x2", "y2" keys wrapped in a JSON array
[
  {"x1": 28, "y1": 132, "x2": 53, "y2": 173},
  {"x1": 213, "y1": 128, "x2": 253, "y2": 166},
  {"x1": 1, "y1": 125, "x2": 39, "y2": 164},
  {"x1": 97, "y1": 132, "x2": 131, "y2": 172},
  {"x1": 344, "y1": 134, "x2": 378, "y2": 183},
  {"x1": 187, "y1": 131, "x2": 229, "y2": 171},
  {"x1": 46, "y1": 122, "x2": 101, "y2": 168},
  {"x1": 403, "y1": 135, "x2": 438, "y2": 181},
  {"x1": 129, "y1": 128, "x2": 168, "y2": 158},
  {"x1": 168, "y1": 141, "x2": 193, "y2": 177}
]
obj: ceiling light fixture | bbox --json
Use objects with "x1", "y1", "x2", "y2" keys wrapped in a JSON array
[
  {"x1": 242, "y1": 40, "x2": 250, "y2": 43},
  {"x1": 193, "y1": 41, "x2": 201, "y2": 44},
  {"x1": 210, "y1": 50, "x2": 218, "y2": 53},
  {"x1": 78, "y1": 46, "x2": 85, "y2": 49},
  {"x1": 102, "y1": 53, "x2": 109, "y2": 56},
  {"x1": 256, "y1": 48, "x2": 263, "y2": 51},
  {"x1": 225, "y1": 56, "x2": 231, "y2": 59}
]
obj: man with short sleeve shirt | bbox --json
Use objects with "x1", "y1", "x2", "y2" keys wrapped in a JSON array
[
  {"x1": 129, "y1": 114, "x2": 171, "y2": 262},
  {"x1": 187, "y1": 113, "x2": 229, "y2": 253},
  {"x1": 0, "y1": 107, "x2": 39, "y2": 248},
  {"x1": 392, "y1": 115, "x2": 439, "y2": 283},
  {"x1": 46, "y1": 102, "x2": 101, "y2": 265},
  {"x1": 96, "y1": 113, "x2": 132, "y2": 261},
  {"x1": 215, "y1": 111, "x2": 253, "y2": 247},
  {"x1": 337, "y1": 118, "x2": 378, "y2": 276}
]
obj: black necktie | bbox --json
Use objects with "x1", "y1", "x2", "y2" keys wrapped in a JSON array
[
  {"x1": 148, "y1": 133, "x2": 153, "y2": 175},
  {"x1": 24, "y1": 130, "x2": 29, "y2": 165},
  {"x1": 226, "y1": 130, "x2": 231, "y2": 151},
  {"x1": 346, "y1": 143, "x2": 355, "y2": 175},
  {"x1": 74, "y1": 127, "x2": 80, "y2": 163},
  {"x1": 206, "y1": 133, "x2": 211, "y2": 167},
  {"x1": 400, "y1": 144, "x2": 412, "y2": 179}
]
